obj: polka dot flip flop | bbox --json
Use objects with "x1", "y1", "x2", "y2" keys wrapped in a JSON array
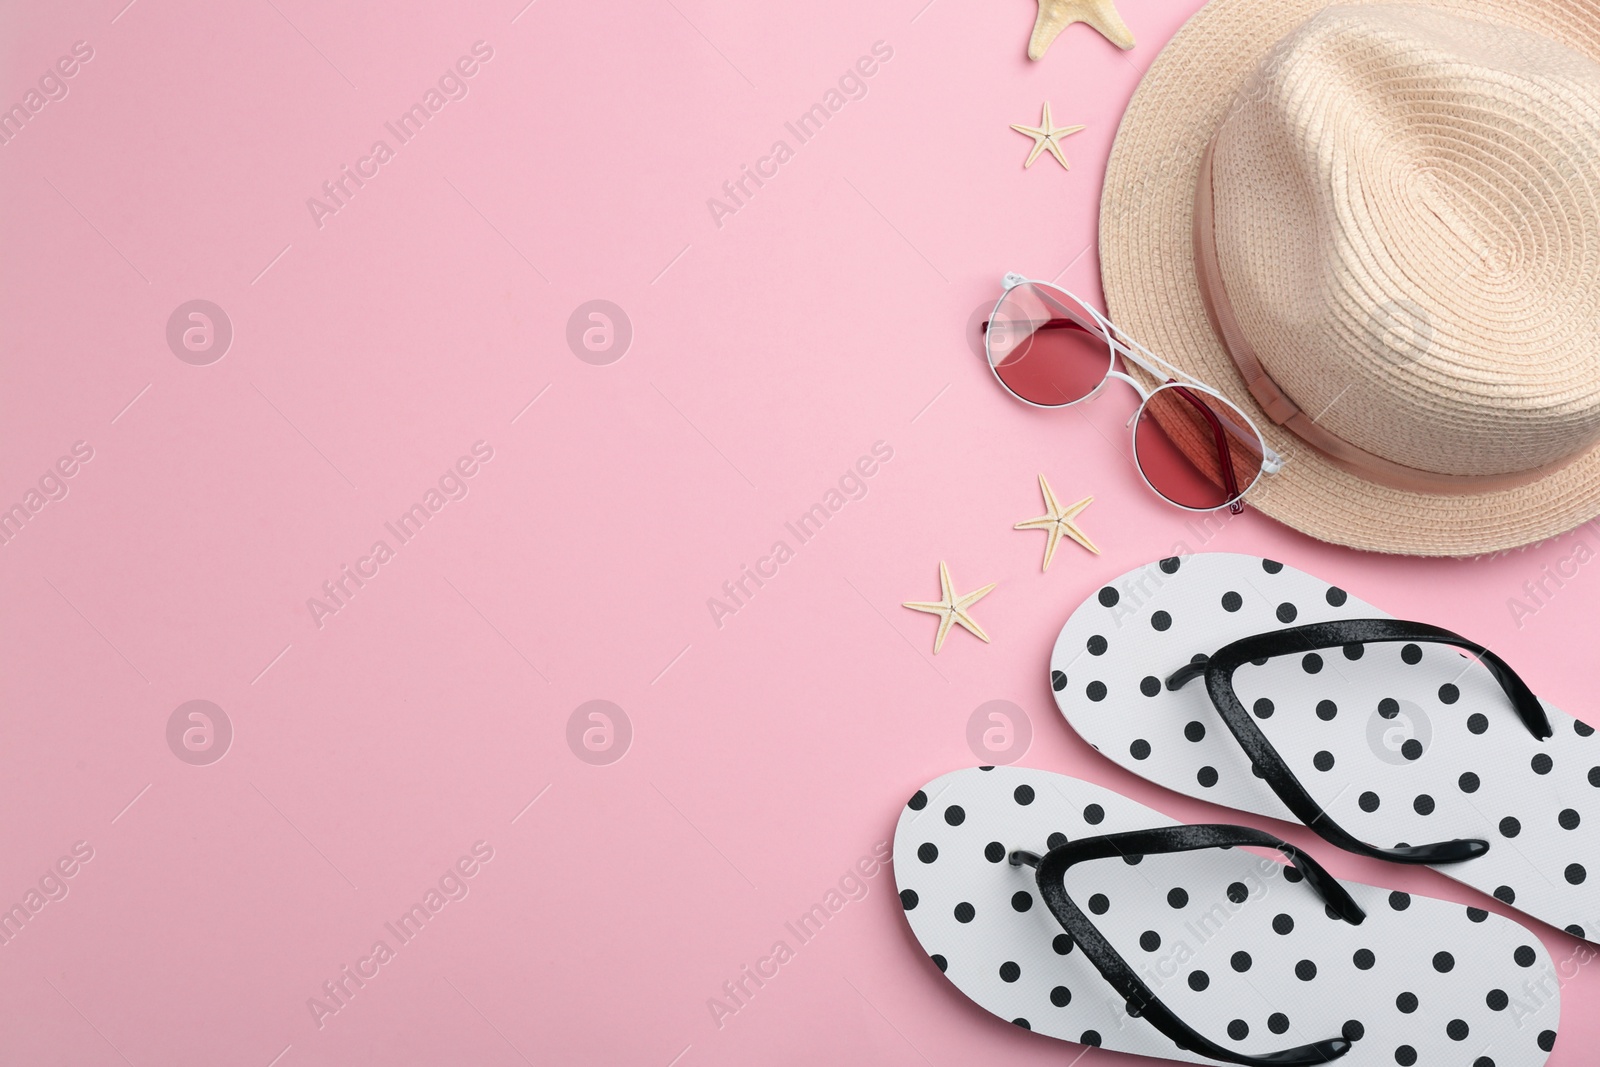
[
  {"x1": 1052, "y1": 552, "x2": 1600, "y2": 940},
  {"x1": 894, "y1": 766, "x2": 1559, "y2": 1065}
]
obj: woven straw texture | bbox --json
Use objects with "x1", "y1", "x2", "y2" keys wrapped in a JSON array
[{"x1": 1101, "y1": 0, "x2": 1600, "y2": 555}]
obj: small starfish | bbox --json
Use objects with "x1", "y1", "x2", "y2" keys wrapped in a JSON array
[
  {"x1": 1028, "y1": 0, "x2": 1136, "y2": 60},
  {"x1": 1015, "y1": 475, "x2": 1100, "y2": 571},
  {"x1": 903, "y1": 561, "x2": 996, "y2": 654},
  {"x1": 1011, "y1": 103, "x2": 1086, "y2": 170}
]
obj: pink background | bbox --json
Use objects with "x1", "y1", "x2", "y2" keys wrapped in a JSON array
[{"x1": 2, "y1": 0, "x2": 1597, "y2": 1063}]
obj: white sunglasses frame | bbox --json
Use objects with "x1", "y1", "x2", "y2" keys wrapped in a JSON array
[{"x1": 986, "y1": 273, "x2": 1286, "y2": 513}]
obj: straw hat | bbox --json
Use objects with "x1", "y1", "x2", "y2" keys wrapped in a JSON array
[{"x1": 1101, "y1": 0, "x2": 1600, "y2": 555}]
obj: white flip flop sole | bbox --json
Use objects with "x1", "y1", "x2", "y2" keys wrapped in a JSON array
[
  {"x1": 1050, "y1": 552, "x2": 1600, "y2": 939},
  {"x1": 894, "y1": 766, "x2": 1560, "y2": 1065}
]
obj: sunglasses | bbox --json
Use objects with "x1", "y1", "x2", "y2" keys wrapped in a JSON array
[{"x1": 984, "y1": 273, "x2": 1285, "y2": 513}]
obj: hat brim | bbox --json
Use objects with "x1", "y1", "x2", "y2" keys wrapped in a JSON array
[{"x1": 1100, "y1": 0, "x2": 1600, "y2": 556}]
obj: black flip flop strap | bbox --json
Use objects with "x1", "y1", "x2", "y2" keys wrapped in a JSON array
[
  {"x1": 1167, "y1": 618, "x2": 1545, "y2": 864},
  {"x1": 1011, "y1": 824, "x2": 1359, "y2": 1066}
]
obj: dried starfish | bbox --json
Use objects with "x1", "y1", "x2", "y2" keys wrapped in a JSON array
[
  {"x1": 1028, "y1": 0, "x2": 1135, "y2": 60},
  {"x1": 1015, "y1": 474, "x2": 1100, "y2": 571},
  {"x1": 903, "y1": 561, "x2": 996, "y2": 654}
]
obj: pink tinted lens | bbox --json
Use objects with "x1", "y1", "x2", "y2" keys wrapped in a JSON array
[
  {"x1": 986, "y1": 285, "x2": 1111, "y2": 407},
  {"x1": 1134, "y1": 385, "x2": 1265, "y2": 509}
]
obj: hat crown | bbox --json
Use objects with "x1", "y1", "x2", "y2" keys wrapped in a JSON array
[{"x1": 1211, "y1": 4, "x2": 1600, "y2": 477}]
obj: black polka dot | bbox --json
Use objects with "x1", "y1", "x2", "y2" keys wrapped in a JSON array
[
  {"x1": 1459, "y1": 771, "x2": 1480, "y2": 793},
  {"x1": 1276, "y1": 602, "x2": 1298, "y2": 623},
  {"x1": 1360, "y1": 791, "x2": 1381, "y2": 812},
  {"x1": 1414, "y1": 794, "x2": 1435, "y2": 815},
  {"x1": 1316, "y1": 700, "x2": 1338, "y2": 720},
  {"x1": 908, "y1": 790, "x2": 927, "y2": 810},
  {"x1": 1590, "y1": 766, "x2": 1600, "y2": 787},
  {"x1": 1227, "y1": 882, "x2": 1249, "y2": 904},
  {"x1": 900, "y1": 889, "x2": 918, "y2": 910},
  {"x1": 1282, "y1": 866, "x2": 1303, "y2": 883},
  {"x1": 1396, "y1": 1045, "x2": 1418, "y2": 1066},
  {"x1": 1499, "y1": 816, "x2": 1521, "y2": 838},
  {"x1": 1230, "y1": 950, "x2": 1252, "y2": 972},
  {"x1": 1389, "y1": 891, "x2": 1411, "y2": 911},
  {"x1": 1295, "y1": 959, "x2": 1317, "y2": 981},
  {"x1": 1567, "y1": 862, "x2": 1587, "y2": 884},
  {"x1": 999, "y1": 961, "x2": 1020, "y2": 982},
  {"x1": 1495, "y1": 885, "x2": 1516, "y2": 904},
  {"x1": 1122, "y1": 854, "x2": 1143, "y2": 866},
  {"x1": 1188, "y1": 970, "x2": 1209, "y2": 991},
  {"x1": 1326, "y1": 586, "x2": 1348, "y2": 606},
  {"x1": 1130, "y1": 739, "x2": 1151, "y2": 760},
  {"x1": 1263, "y1": 559, "x2": 1284, "y2": 573},
  {"x1": 1313, "y1": 750, "x2": 1335, "y2": 772},
  {"x1": 1013, "y1": 784, "x2": 1034, "y2": 805},
  {"x1": 1272, "y1": 913, "x2": 1295, "y2": 934},
  {"x1": 1222, "y1": 591, "x2": 1243, "y2": 611},
  {"x1": 1344, "y1": 643, "x2": 1365, "y2": 660},
  {"x1": 1052, "y1": 933, "x2": 1073, "y2": 955},
  {"x1": 1468, "y1": 713, "x2": 1489, "y2": 734},
  {"x1": 1515, "y1": 945, "x2": 1537, "y2": 967},
  {"x1": 1011, "y1": 891, "x2": 1033, "y2": 913},
  {"x1": 917, "y1": 842, "x2": 938, "y2": 863},
  {"x1": 1401, "y1": 643, "x2": 1422, "y2": 665},
  {"x1": 1401, "y1": 738, "x2": 1424, "y2": 761},
  {"x1": 1083, "y1": 804, "x2": 1104, "y2": 825},
  {"x1": 1047, "y1": 832, "x2": 1068, "y2": 850},
  {"x1": 1447, "y1": 1019, "x2": 1469, "y2": 1040},
  {"x1": 1578, "y1": 720, "x2": 1595, "y2": 736},
  {"x1": 985, "y1": 841, "x2": 1006, "y2": 863},
  {"x1": 1156, "y1": 556, "x2": 1181, "y2": 575},
  {"x1": 1080, "y1": 1030, "x2": 1101, "y2": 1047},
  {"x1": 1538, "y1": 1030, "x2": 1556, "y2": 1052},
  {"x1": 1088, "y1": 894, "x2": 1109, "y2": 915},
  {"x1": 1051, "y1": 670, "x2": 1068, "y2": 691},
  {"x1": 1151, "y1": 611, "x2": 1172, "y2": 631},
  {"x1": 1433, "y1": 951, "x2": 1455, "y2": 973},
  {"x1": 1473, "y1": 1058, "x2": 1494, "y2": 1067},
  {"x1": 1396, "y1": 991, "x2": 1419, "y2": 1013},
  {"x1": 1268, "y1": 1012, "x2": 1289, "y2": 1034},
  {"x1": 1560, "y1": 808, "x2": 1581, "y2": 830},
  {"x1": 1184, "y1": 720, "x2": 1206, "y2": 742},
  {"x1": 944, "y1": 805, "x2": 965, "y2": 826},
  {"x1": 1050, "y1": 985, "x2": 1071, "y2": 1007},
  {"x1": 1086, "y1": 681, "x2": 1107, "y2": 702},
  {"x1": 1197, "y1": 766, "x2": 1219, "y2": 787},
  {"x1": 1467, "y1": 907, "x2": 1488, "y2": 922},
  {"x1": 1532, "y1": 753, "x2": 1553, "y2": 774},
  {"x1": 1439, "y1": 683, "x2": 1459, "y2": 704},
  {"x1": 1012, "y1": 1018, "x2": 1029, "y2": 1029},
  {"x1": 1253, "y1": 698, "x2": 1275, "y2": 719},
  {"x1": 1378, "y1": 698, "x2": 1400, "y2": 719},
  {"x1": 1353, "y1": 948, "x2": 1375, "y2": 969},
  {"x1": 1343, "y1": 1020, "x2": 1365, "y2": 1042},
  {"x1": 1097, "y1": 587, "x2": 1119, "y2": 607},
  {"x1": 1168, "y1": 887, "x2": 1189, "y2": 909},
  {"x1": 1139, "y1": 930, "x2": 1161, "y2": 952},
  {"x1": 954, "y1": 901, "x2": 975, "y2": 923},
  {"x1": 1486, "y1": 988, "x2": 1508, "y2": 1010},
  {"x1": 1087, "y1": 634, "x2": 1108, "y2": 655},
  {"x1": 1227, "y1": 1019, "x2": 1249, "y2": 1040},
  {"x1": 1139, "y1": 676, "x2": 1161, "y2": 697},
  {"x1": 1303, "y1": 653, "x2": 1324, "y2": 674}
]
